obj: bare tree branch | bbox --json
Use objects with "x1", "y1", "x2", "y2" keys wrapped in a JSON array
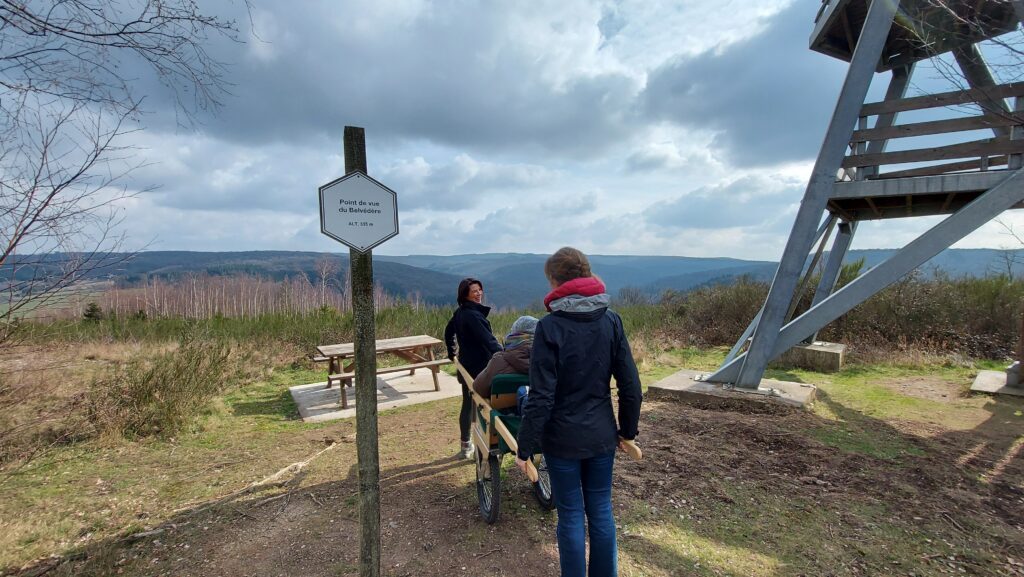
[{"x1": 0, "y1": 1, "x2": 244, "y2": 344}]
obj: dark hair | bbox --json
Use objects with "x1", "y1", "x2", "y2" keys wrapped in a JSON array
[
  {"x1": 544, "y1": 247, "x2": 592, "y2": 285},
  {"x1": 457, "y1": 277, "x2": 483, "y2": 305}
]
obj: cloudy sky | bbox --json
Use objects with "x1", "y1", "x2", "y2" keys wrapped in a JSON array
[{"x1": 113, "y1": 0, "x2": 1024, "y2": 260}]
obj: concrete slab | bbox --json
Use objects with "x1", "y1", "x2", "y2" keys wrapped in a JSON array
[
  {"x1": 647, "y1": 368, "x2": 817, "y2": 410},
  {"x1": 289, "y1": 369, "x2": 463, "y2": 422},
  {"x1": 971, "y1": 370, "x2": 1024, "y2": 398}
]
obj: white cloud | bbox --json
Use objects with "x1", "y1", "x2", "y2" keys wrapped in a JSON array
[{"x1": 68, "y1": 0, "x2": 1020, "y2": 261}]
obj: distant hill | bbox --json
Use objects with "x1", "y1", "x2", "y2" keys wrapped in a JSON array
[
  {"x1": 377, "y1": 253, "x2": 779, "y2": 305},
  {"x1": 4, "y1": 248, "x2": 1020, "y2": 309},
  {"x1": 845, "y1": 248, "x2": 1016, "y2": 278}
]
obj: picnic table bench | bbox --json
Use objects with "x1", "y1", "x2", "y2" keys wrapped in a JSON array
[{"x1": 315, "y1": 335, "x2": 450, "y2": 409}]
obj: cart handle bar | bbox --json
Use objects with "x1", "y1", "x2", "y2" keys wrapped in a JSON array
[
  {"x1": 455, "y1": 359, "x2": 539, "y2": 482},
  {"x1": 492, "y1": 416, "x2": 539, "y2": 483}
]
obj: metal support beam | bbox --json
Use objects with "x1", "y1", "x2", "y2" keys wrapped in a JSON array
[
  {"x1": 729, "y1": 0, "x2": 898, "y2": 388},
  {"x1": 806, "y1": 221, "x2": 858, "y2": 343},
  {"x1": 954, "y1": 45, "x2": 1012, "y2": 137},
  {"x1": 861, "y1": 65, "x2": 914, "y2": 179},
  {"x1": 785, "y1": 215, "x2": 837, "y2": 324},
  {"x1": 1011, "y1": 96, "x2": 1024, "y2": 170},
  {"x1": 723, "y1": 215, "x2": 836, "y2": 365},
  {"x1": 723, "y1": 307, "x2": 761, "y2": 365},
  {"x1": 710, "y1": 169, "x2": 1024, "y2": 383}
]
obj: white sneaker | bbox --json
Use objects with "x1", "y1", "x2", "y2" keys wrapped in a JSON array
[{"x1": 459, "y1": 440, "x2": 474, "y2": 460}]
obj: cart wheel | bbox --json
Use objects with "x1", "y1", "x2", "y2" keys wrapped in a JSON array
[
  {"x1": 532, "y1": 454, "x2": 555, "y2": 510},
  {"x1": 476, "y1": 449, "x2": 501, "y2": 524}
]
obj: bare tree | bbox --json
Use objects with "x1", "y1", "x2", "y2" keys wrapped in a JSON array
[
  {"x1": 897, "y1": 1, "x2": 1024, "y2": 115},
  {"x1": 0, "y1": 0, "x2": 244, "y2": 343},
  {"x1": 314, "y1": 256, "x2": 341, "y2": 308}
]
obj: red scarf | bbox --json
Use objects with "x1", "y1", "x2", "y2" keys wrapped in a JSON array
[{"x1": 544, "y1": 276, "x2": 607, "y2": 311}]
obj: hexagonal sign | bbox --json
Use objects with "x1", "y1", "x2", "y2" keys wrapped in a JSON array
[{"x1": 319, "y1": 171, "x2": 399, "y2": 253}]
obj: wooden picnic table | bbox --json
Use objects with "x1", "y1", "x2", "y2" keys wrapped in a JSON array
[{"x1": 316, "y1": 335, "x2": 451, "y2": 408}]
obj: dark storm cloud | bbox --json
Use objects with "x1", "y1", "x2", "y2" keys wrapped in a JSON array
[
  {"x1": 134, "y1": 1, "x2": 640, "y2": 160},
  {"x1": 641, "y1": 1, "x2": 850, "y2": 166}
]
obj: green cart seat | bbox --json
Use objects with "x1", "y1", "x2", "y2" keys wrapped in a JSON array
[{"x1": 490, "y1": 374, "x2": 529, "y2": 454}]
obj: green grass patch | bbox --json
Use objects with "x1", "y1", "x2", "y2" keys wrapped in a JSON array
[
  {"x1": 807, "y1": 424, "x2": 926, "y2": 459},
  {"x1": 637, "y1": 347, "x2": 728, "y2": 386}
]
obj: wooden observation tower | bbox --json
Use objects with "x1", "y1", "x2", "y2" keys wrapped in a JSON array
[{"x1": 706, "y1": 0, "x2": 1024, "y2": 388}]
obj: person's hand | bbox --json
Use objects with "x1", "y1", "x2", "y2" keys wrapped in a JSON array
[
  {"x1": 618, "y1": 437, "x2": 643, "y2": 460},
  {"x1": 515, "y1": 456, "x2": 530, "y2": 476}
]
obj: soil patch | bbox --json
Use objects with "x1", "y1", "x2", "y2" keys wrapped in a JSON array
[{"x1": 875, "y1": 375, "x2": 969, "y2": 403}]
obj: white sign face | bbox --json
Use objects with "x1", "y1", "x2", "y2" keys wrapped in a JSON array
[{"x1": 319, "y1": 171, "x2": 399, "y2": 252}]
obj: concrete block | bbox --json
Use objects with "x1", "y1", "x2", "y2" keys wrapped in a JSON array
[
  {"x1": 774, "y1": 341, "x2": 846, "y2": 373},
  {"x1": 1006, "y1": 361, "x2": 1020, "y2": 387},
  {"x1": 971, "y1": 370, "x2": 1024, "y2": 397}
]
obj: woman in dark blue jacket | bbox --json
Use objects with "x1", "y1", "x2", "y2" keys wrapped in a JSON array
[
  {"x1": 515, "y1": 247, "x2": 642, "y2": 577},
  {"x1": 444, "y1": 277, "x2": 501, "y2": 459}
]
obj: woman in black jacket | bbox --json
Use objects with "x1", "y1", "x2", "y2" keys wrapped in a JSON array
[
  {"x1": 515, "y1": 247, "x2": 642, "y2": 577},
  {"x1": 444, "y1": 277, "x2": 501, "y2": 459}
]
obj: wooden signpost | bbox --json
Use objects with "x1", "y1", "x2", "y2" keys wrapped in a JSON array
[{"x1": 318, "y1": 126, "x2": 400, "y2": 577}]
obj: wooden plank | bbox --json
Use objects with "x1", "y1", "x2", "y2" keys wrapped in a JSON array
[
  {"x1": 317, "y1": 334, "x2": 442, "y2": 357},
  {"x1": 827, "y1": 200, "x2": 856, "y2": 221},
  {"x1": 858, "y1": 65, "x2": 914, "y2": 180},
  {"x1": 427, "y1": 347, "x2": 439, "y2": 391},
  {"x1": 841, "y1": 138, "x2": 1024, "y2": 168},
  {"x1": 941, "y1": 192, "x2": 956, "y2": 213},
  {"x1": 830, "y1": 171, "x2": 1013, "y2": 199},
  {"x1": 878, "y1": 156, "x2": 1008, "y2": 178},
  {"x1": 329, "y1": 358, "x2": 450, "y2": 380},
  {"x1": 860, "y1": 82, "x2": 1024, "y2": 116},
  {"x1": 840, "y1": 7, "x2": 856, "y2": 54},
  {"x1": 851, "y1": 115, "x2": 1020, "y2": 142},
  {"x1": 810, "y1": 0, "x2": 851, "y2": 56},
  {"x1": 865, "y1": 197, "x2": 881, "y2": 217}
]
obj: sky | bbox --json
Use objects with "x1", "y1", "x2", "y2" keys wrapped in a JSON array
[{"x1": 110, "y1": 0, "x2": 1024, "y2": 260}]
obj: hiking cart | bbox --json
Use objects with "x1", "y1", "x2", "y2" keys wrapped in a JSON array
[{"x1": 456, "y1": 360, "x2": 554, "y2": 523}]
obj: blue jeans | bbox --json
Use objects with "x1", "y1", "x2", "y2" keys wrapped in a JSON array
[
  {"x1": 545, "y1": 451, "x2": 617, "y2": 577},
  {"x1": 516, "y1": 385, "x2": 529, "y2": 415}
]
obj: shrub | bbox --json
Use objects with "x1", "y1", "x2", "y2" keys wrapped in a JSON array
[
  {"x1": 86, "y1": 335, "x2": 237, "y2": 438},
  {"x1": 82, "y1": 302, "x2": 104, "y2": 322},
  {"x1": 661, "y1": 276, "x2": 768, "y2": 346}
]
